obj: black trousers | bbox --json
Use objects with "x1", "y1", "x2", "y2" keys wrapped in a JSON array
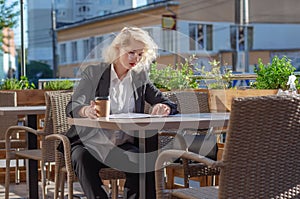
[{"x1": 71, "y1": 142, "x2": 139, "y2": 199}]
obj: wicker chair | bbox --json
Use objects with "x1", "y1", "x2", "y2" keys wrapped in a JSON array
[
  {"x1": 156, "y1": 91, "x2": 221, "y2": 188},
  {"x1": 0, "y1": 91, "x2": 27, "y2": 184},
  {"x1": 44, "y1": 90, "x2": 126, "y2": 199},
  {"x1": 155, "y1": 95, "x2": 300, "y2": 199},
  {"x1": 5, "y1": 90, "x2": 56, "y2": 199}
]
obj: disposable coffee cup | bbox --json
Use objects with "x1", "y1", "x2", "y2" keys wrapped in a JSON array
[{"x1": 95, "y1": 96, "x2": 110, "y2": 118}]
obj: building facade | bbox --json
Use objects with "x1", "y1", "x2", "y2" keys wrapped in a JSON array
[{"x1": 55, "y1": 0, "x2": 300, "y2": 78}]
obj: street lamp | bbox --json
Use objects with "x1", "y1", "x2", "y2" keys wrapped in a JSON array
[
  {"x1": 20, "y1": 0, "x2": 26, "y2": 77},
  {"x1": 51, "y1": 0, "x2": 57, "y2": 77}
]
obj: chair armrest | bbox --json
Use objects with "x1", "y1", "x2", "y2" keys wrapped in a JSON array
[
  {"x1": 45, "y1": 134, "x2": 73, "y2": 174},
  {"x1": 156, "y1": 149, "x2": 221, "y2": 169},
  {"x1": 5, "y1": 125, "x2": 47, "y2": 138},
  {"x1": 155, "y1": 149, "x2": 223, "y2": 197},
  {"x1": 5, "y1": 125, "x2": 45, "y2": 148}
]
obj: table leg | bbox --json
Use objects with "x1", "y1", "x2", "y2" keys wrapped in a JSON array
[
  {"x1": 27, "y1": 114, "x2": 39, "y2": 199},
  {"x1": 139, "y1": 130, "x2": 158, "y2": 199},
  {"x1": 145, "y1": 132, "x2": 157, "y2": 199}
]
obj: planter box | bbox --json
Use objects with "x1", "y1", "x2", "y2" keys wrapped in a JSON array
[
  {"x1": 15, "y1": 90, "x2": 47, "y2": 106},
  {"x1": 0, "y1": 90, "x2": 46, "y2": 106},
  {"x1": 208, "y1": 89, "x2": 278, "y2": 112}
]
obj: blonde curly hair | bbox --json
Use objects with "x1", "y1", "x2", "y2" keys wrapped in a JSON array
[{"x1": 103, "y1": 27, "x2": 158, "y2": 69}]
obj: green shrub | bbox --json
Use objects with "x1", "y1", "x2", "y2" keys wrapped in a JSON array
[
  {"x1": 199, "y1": 60, "x2": 233, "y2": 89},
  {"x1": 252, "y1": 56, "x2": 298, "y2": 90},
  {"x1": 43, "y1": 80, "x2": 74, "y2": 90},
  {"x1": 149, "y1": 56, "x2": 198, "y2": 90},
  {"x1": 0, "y1": 76, "x2": 35, "y2": 90}
]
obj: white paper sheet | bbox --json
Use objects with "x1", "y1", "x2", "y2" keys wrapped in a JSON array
[{"x1": 109, "y1": 113, "x2": 163, "y2": 119}]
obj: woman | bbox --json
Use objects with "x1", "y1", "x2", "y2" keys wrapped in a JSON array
[{"x1": 63, "y1": 27, "x2": 178, "y2": 199}]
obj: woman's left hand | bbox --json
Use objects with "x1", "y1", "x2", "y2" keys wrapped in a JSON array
[{"x1": 151, "y1": 103, "x2": 171, "y2": 116}]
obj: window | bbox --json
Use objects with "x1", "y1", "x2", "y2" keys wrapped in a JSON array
[
  {"x1": 162, "y1": 30, "x2": 175, "y2": 52},
  {"x1": 60, "y1": 43, "x2": 66, "y2": 63},
  {"x1": 206, "y1": 25, "x2": 213, "y2": 50},
  {"x1": 189, "y1": 23, "x2": 213, "y2": 51},
  {"x1": 71, "y1": 41, "x2": 78, "y2": 62},
  {"x1": 230, "y1": 25, "x2": 253, "y2": 51},
  {"x1": 119, "y1": 0, "x2": 125, "y2": 5},
  {"x1": 78, "y1": 6, "x2": 90, "y2": 13},
  {"x1": 189, "y1": 24, "x2": 196, "y2": 51},
  {"x1": 83, "y1": 39, "x2": 90, "y2": 58},
  {"x1": 82, "y1": 37, "x2": 96, "y2": 59},
  {"x1": 89, "y1": 37, "x2": 95, "y2": 59},
  {"x1": 96, "y1": 36, "x2": 103, "y2": 58}
]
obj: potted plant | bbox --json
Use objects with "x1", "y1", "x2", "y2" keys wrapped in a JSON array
[
  {"x1": 251, "y1": 55, "x2": 298, "y2": 90},
  {"x1": 149, "y1": 55, "x2": 198, "y2": 91},
  {"x1": 0, "y1": 76, "x2": 36, "y2": 90},
  {"x1": 43, "y1": 79, "x2": 74, "y2": 90},
  {"x1": 202, "y1": 56, "x2": 297, "y2": 112},
  {"x1": 0, "y1": 77, "x2": 75, "y2": 106},
  {"x1": 0, "y1": 76, "x2": 47, "y2": 106},
  {"x1": 199, "y1": 59, "x2": 233, "y2": 90}
]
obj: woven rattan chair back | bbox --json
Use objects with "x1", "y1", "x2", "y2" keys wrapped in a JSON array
[
  {"x1": 48, "y1": 91, "x2": 72, "y2": 134},
  {"x1": 40, "y1": 91, "x2": 57, "y2": 162},
  {"x1": 144, "y1": 91, "x2": 210, "y2": 114},
  {"x1": 0, "y1": 92, "x2": 18, "y2": 140},
  {"x1": 158, "y1": 91, "x2": 211, "y2": 148},
  {"x1": 218, "y1": 95, "x2": 300, "y2": 198},
  {"x1": 45, "y1": 90, "x2": 73, "y2": 199},
  {"x1": 164, "y1": 91, "x2": 210, "y2": 114}
]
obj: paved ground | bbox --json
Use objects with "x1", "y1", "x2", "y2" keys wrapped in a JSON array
[
  {"x1": 0, "y1": 180, "x2": 131, "y2": 199},
  {"x1": 0, "y1": 181, "x2": 86, "y2": 199}
]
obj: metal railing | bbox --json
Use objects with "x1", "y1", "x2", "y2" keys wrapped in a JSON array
[
  {"x1": 193, "y1": 73, "x2": 258, "y2": 81},
  {"x1": 38, "y1": 71, "x2": 300, "y2": 88},
  {"x1": 38, "y1": 78, "x2": 80, "y2": 89}
]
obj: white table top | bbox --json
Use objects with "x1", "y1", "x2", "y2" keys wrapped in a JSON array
[
  {"x1": 0, "y1": 106, "x2": 46, "y2": 116},
  {"x1": 68, "y1": 113, "x2": 229, "y2": 131}
]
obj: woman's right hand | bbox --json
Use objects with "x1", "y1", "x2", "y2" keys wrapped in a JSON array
[{"x1": 79, "y1": 101, "x2": 98, "y2": 119}]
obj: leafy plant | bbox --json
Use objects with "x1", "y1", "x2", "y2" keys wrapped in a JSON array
[
  {"x1": 199, "y1": 60, "x2": 233, "y2": 89},
  {"x1": 149, "y1": 55, "x2": 198, "y2": 90},
  {"x1": 43, "y1": 80, "x2": 74, "y2": 90},
  {"x1": 0, "y1": 0, "x2": 19, "y2": 45},
  {"x1": 251, "y1": 56, "x2": 298, "y2": 90},
  {"x1": 0, "y1": 0, "x2": 19, "y2": 28},
  {"x1": 0, "y1": 76, "x2": 35, "y2": 90}
]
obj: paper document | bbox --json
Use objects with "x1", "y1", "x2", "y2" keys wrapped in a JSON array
[{"x1": 109, "y1": 113, "x2": 163, "y2": 119}]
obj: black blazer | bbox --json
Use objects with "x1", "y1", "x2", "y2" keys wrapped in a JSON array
[{"x1": 61, "y1": 63, "x2": 178, "y2": 150}]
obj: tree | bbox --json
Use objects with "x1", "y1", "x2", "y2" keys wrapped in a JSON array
[
  {"x1": 0, "y1": 0, "x2": 19, "y2": 28},
  {"x1": 26, "y1": 61, "x2": 53, "y2": 87},
  {"x1": 0, "y1": 0, "x2": 19, "y2": 54}
]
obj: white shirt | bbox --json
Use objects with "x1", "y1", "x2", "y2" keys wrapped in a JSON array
[
  {"x1": 109, "y1": 65, "x2": 135, "y2": 114},
  {"x1": 107, "y1": 65, "x2": 135, "y2": 146}
]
